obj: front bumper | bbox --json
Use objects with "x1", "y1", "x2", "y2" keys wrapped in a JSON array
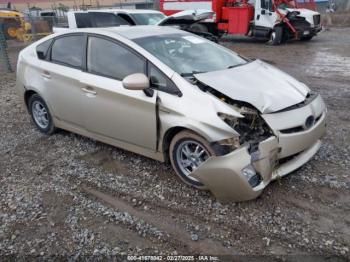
[
  {"x1": 192, "y1": 95, "x2": 327, "y2": 202},
  {"x1": 298, "y1": 26, "x2": 321, "y2": 38}
]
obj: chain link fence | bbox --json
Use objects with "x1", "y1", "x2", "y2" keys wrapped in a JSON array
[
  {"x1": 1, "y1": 13, "x2": 68, "y2": 72},
  {"x1": 0, "y1": 1, "x2": 156, "y2": 72}
]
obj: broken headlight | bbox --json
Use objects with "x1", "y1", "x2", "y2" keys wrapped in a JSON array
[
  {"x1": 218, "y1": 106, "x2": 273, "y2": 149},
  {"x1": 211, "y1": 136, "x2": 240, "y2": 156}
]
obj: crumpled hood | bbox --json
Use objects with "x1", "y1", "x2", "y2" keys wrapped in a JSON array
[
  {"x1": 284, "y1": 8, "x2": 319, "y2": 16},
  {"x1": 157, "y1": 10, "x2": 214, "y2": 26},
  {"x1": 194, "y1": 60, "x2": 309, "y2": 113}
]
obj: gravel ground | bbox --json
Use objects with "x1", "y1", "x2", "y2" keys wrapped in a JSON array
[{"x1": 0, "y1": 28, "x2": 349, "y2": 260}]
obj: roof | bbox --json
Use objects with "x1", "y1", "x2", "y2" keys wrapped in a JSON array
[
  {"x1": 77, "y1": 26, "x2": 186, "y2": 39},
  {"x1": 108, "y1": 25, "x2": 185, "y2": 39}
]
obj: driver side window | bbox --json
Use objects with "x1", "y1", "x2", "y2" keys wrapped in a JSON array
[
  {"x1": 87, "y1": 36, "x2": 145, "y2": 80},
  {"x1": 261, "y1": 0, "x2": 272, "y2": 10}
]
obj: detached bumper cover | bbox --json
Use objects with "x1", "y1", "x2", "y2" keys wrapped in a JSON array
[{"x1": 192, "y1": 95, "x2": 327, "y2": 202}]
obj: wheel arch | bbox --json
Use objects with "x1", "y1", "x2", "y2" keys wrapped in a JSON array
[
  {"x1": 161, "y1": 126, "x2": 211, "y2": 164},
  {"x1": 24, "y1": 89, "x2": 38, "y2": 110}
]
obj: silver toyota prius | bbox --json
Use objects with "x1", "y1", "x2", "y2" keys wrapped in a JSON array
[{"x1": 16, "y1": 26, "x2": 327, "y2": 202}]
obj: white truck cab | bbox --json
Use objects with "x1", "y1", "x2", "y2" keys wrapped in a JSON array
[{"x1": 253, "y1": 0, "x2": 321, "y2": 44}]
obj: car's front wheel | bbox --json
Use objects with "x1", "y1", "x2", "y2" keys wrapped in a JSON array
[
  {"x1": 169, "y1": 130, "x2": 216, "y2": 189},
  {"x1": 28, "y1": 94, "x2": 56, "y2": 135},
  {"x1": 269, "y1": 27, "x2": 283, "y2": 45},
  {"x1": 300, "y1": 35, "x2": 313, "y2": 41}
]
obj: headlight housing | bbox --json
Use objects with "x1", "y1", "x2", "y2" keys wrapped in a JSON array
[{"x1": 218, "y1": 106, "x2": 273, "y2": 150}]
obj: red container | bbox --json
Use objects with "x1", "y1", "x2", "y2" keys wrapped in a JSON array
[{"x1": 226, "y1": 6, "x2": 254, "y2": 35}]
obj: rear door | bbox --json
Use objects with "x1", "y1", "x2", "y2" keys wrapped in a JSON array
[
  {"x1": 40, "y1": 34, "x2": 85, "y2": 128},
  {"x1": 80, "y1": 35, "x2": 158, "y2": 150}
]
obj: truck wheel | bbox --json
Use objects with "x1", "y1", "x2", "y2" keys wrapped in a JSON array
[
  {"x1": 169, "y1": 130, "x2": 216, "y2": 189},
  {"x1": 269, "y1": 27, "x2": 283, "y2": 45},
  {"x1": 3, "y1": 21, "x2": 20, "y2": 40},
  {"x1": 189, "y1": 23, "x2": 208, "y2": 33}
]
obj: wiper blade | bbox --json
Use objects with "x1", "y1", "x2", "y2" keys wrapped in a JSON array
[
  {"x1": 227, "y1": 64, "x2": 243, "y2": 69},
  {"x1": 180, "y1": 70, "x2": 207, "y2": 77}
]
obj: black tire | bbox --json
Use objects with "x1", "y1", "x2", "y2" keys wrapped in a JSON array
[
  {"x1": 3, "y1": 21, "x2": 20, "y2": 40},
  {"x1": 28, "y1": 94, "x2": 56, "y2": 135},
  {"x1": 269, "y1": 26, "x2": 283, "y2": 45},
  {"x1": 169, "y1": 130, "x2": 216, "y2": 189},
  {"x1": 300, "y1": 35, "x2": 313, "y2": 41},
  {"x1": 189, "y1": 23, "x2": 208, "y2": 33}
]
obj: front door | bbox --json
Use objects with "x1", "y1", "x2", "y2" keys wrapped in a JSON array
[
  {"x1": 255, "y1": 0, "x2": 277, "y2": 28},
  {"x1": 80, "y1": 35, "x2": 157, "y2": 150}
]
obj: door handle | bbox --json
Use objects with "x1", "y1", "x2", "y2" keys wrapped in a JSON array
[
  {"x1": 82, "y1": 87, "x2": 97, "y2": 95},
  {"x1": 41, "y1": 70, "x2": 51, "y2": 79}
]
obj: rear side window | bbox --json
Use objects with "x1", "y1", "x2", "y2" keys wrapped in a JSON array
[
  {"x1": 51, "y1": 35, "x2": 84, "y2": 68},
  {"x1": 75, "y1": 13, "x2": 92, "y2": 28},
  {"x1": 87, "y1": 36, "x2": 145, "y2": 80},
  {"x1": 89, "y1": 12, "x2": 129, "y2": 27},
  {"x1": 117, "y1": 13, "x2": 135, "y2": 25},
  {"x1": 36, "y1": 39, "x2": 53, "y2": 60}
]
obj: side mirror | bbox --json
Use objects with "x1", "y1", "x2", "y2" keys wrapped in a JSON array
[
  {"x1": 37, "y1": 51, "x2": 45, "y2": 60},
  {"x1": 261, "y1": 9, "x2": 266, "y2": 15},
  {"x1": 122, "y1": 73, "x2": 150, "y2": 90}
]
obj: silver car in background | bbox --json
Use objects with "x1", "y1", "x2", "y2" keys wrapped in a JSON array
[{"x1": 16, "y1": 26, "x2": 326, "y2": 202}]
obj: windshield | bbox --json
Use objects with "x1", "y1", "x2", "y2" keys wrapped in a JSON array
[
  {"x1": 131, "y1": 13, "x2": 166, "y2": 25},
  {"x1": 133, "y1": 34, "x2": 247, "y2": 76},
  {"x1": 277, "y1": 0, "x2": 296, "y2": 9}
]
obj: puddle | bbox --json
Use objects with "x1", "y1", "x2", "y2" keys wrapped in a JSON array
[{"x1": 306, "y1": 50, "x2": 350, "y2": 78}]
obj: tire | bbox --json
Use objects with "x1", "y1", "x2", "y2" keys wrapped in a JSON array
[
  {"x1": 189, "y1": 23, "x2": 208, "y2": 33},
  {"x1": 169, "y1": 130, "x2": 216, "y2": 189},
  {"x1": 28, "y1": 94, "x2": 56, "y2": 135},
  {"x1": 268, "y1": 26, "x2": 283, "y2": 45},
  {"x1": 3, "y1": 21, "x2": 20, "y2": 40},
  {"x1": 300, "y1": 35, "x2": 313, "y2": 41}
]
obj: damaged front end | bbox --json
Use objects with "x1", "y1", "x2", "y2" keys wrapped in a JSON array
[
  {"x1": 191, "y1": 87, "x2": 279, "y2": 201},
  {"x1": 190, "y1": 80, "x2": 326, "y2": 202}
]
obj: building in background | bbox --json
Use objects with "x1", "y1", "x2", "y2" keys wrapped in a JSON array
[{"x1": 0, "y1": 0, "x2": 154, "y2": 12}]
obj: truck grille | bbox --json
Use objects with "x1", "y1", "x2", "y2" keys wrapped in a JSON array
[{"x1": 313, "y1": 15, "x2": 321, "y2": 26}]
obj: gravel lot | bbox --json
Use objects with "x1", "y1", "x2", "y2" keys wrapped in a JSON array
[{"x1": 0, "y1": 28, "x2": 349, "y2": 260}]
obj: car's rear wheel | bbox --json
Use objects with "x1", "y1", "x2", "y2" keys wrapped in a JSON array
[
  {"x1": 169, "y1": 130, "x2": 216, "y2": 189},
  {"x1": 28, "y1": 94, "x2": 56, "y2": 134}
]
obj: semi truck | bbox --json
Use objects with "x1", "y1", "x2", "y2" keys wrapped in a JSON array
[{"x1": 160, "y1": 0, "x2": 322, "y2": 44}]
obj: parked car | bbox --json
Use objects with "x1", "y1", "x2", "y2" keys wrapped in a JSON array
[
  {"x1": 53, "y1": 9, "x2": 218, "y2": 41},
  {"x1": 16, "y1": 27, "x2": 326, "y2": 202}
]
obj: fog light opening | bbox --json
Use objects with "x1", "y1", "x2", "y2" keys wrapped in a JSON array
[{"x1": 242, "y1": 165, "x2": 262, "y2": 188}]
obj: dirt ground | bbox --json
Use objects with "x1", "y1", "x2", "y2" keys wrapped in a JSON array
[{"x1": 0, "y1": 28, "x2": 349, "y2": 260}]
